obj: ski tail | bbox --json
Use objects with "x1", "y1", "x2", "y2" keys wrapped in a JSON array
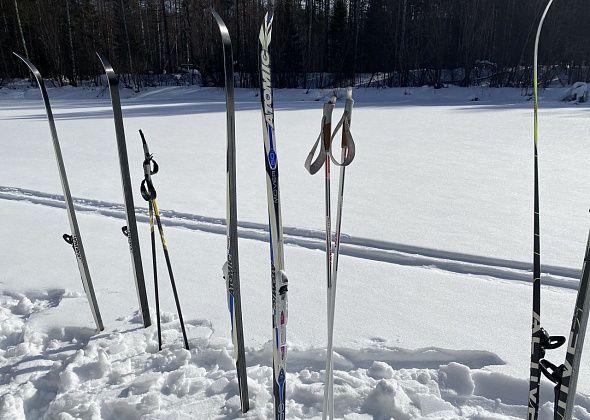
[{"x1": 259, "y1": 11, "x2": 288, "y2": 420}]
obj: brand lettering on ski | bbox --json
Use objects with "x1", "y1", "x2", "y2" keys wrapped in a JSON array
[
  {"x1": 71, "y1": 235, "x2": 83, "y2": 260},
  {"x1": 226, "y1": 256, "x2": 234, "y2": 293},
  {"x1": 271, "y1": 171, "x2": 279, "y2": 202},
  {"x1": 260, "y1": 51, "x2": 273, "y2": 126}
]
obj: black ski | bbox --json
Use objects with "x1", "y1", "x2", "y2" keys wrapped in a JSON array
[
  {"x1": 14, "y1": 52, "x2": 103, "y2": 332},
  {"x1": 211, "y1": 8, "x2": 249, "y2": 413},
  {"x1": 97, "y1": 53, "x2": 151, "y2": 328},
  {"x1": 527, "y1": 2, "x2": 565, "y2": 418}
]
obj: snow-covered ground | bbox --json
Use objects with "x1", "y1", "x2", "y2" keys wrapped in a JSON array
[{"x1": 1, "y1": 85, "x2": 589, "y2": 419}]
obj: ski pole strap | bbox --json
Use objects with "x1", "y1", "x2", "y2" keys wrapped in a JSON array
[
  {"x1": 539, "y1": 358, "x2": 565, "y2": 385},
  {"x1": 329, "y1": 111, "x2": 355, "y2": 167},
  {"x1": 140, "y1": 178, "x2": 157, "y2": 202},
  {"x1": 541, "y1": 333, "x2": 566, "y2": 351},
  {"x1": 122, "y1": 226, "x2": 129, "y2": 237},
  {"x1": 305, "y1": 97, "x2": 337, "y2": 175},
  {"x1": 304, "y1": 121, "x2": 327, "y2": 175}
]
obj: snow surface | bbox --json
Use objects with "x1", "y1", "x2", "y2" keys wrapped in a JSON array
[{"x1": 1, "y1": 85, "x2": 590, "y2": 419}]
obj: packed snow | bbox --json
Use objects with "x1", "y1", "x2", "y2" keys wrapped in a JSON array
[{"x1": 1, "y1": 84, "x2": 590, "y2": 419}]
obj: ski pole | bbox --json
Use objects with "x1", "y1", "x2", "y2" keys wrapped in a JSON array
[
  {"x1": 325, "y1": 87, "x2": 356, "y2": 418},
  {"x1": 305, "y1": 96, "x2": 337, "y2": 420},
  {"x1": 139, "y1": 130, "x2": 189, "y2": 351}
]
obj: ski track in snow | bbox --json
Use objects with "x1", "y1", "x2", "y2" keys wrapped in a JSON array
[
  {"x1": 3, "y1": 290, "x2": 589, "y2": 419},
  {"x1": 0, "y1": 185, "x2": 581, "y2": 292}
]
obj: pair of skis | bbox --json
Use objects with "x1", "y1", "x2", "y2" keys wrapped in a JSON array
[
  {"x1": 305, "y1": 90, "x2": 356, "y2": 419},
  {"x1": 13, "y1": 53, "x2": 154, "y2": 332},
  {"x1": 139, "y1": 130, "x2": 189, "y2": 351},
  {"x1": 528, "y1": 1, "x2": 590, "y2": 419},
  {"x1": 211, "y1": 10, "x2": 289, "y2": 418}
]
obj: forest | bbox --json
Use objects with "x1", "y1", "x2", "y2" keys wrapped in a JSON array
[{"x1": 2, "y1": 0, "x2": 590, "y2": 89}]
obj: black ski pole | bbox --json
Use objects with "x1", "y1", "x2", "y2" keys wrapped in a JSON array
[{"x1": 139, "y1": 130, "x2": 189, "y2": 350}]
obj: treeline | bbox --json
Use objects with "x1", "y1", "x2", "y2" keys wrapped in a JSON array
[{"x1": 2, "y1": 0, "x2": 590, "y2": 89}]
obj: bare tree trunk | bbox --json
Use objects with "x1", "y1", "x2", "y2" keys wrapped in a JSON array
[
  {"x1": 160, "y1": 0, "x2": 171, "y2": 72},
  {"x1": 120, "y1": 0, "x2": 136, "y2": 90},
  {"x1": 138, "y1": 0, "x2": 147, "y2": 73},
  {"x1": 14, "y1": 0, "x2": 28, "y2": 58},
  {"x1": 65, "y1": 0, "x2": 77, "y2": 85},
  {"x1": 156, "y1": 0, "x2": 162, "y2": 71}
]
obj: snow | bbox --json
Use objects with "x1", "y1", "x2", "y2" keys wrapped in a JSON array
[{"x1": 1, "y1": 84, "x2": 590, "y2": 418}]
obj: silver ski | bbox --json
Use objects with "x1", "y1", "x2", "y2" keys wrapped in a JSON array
[
  {"x1": 97, "y1": 53, "x2": 151, "y2": 328},
  {"x1": 211, "y1": 9, "x2": 249, "y2": 413},
  {"x1": 14, "y1": 52, "x2": 103, "y2": 332},
  {"x1": 259, "y1": 13, "x2": 288, "y2": 419}
]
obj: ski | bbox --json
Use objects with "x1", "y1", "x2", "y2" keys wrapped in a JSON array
[
  {"x1": 211, "y1": 9, "x2": 249, "y2": 413},
  {"x1": 13, "y1": 52, "x2": 104, "y2": 332},
  {"x1": 258, "y1": 13, "x2": 288, "y2": 419},
  {"x1": 324, "y1": 88, "x2": 356, "y2": 419},
  {"x1": 527, "y1": 2, "x2": 567, "y2": 418},
  {"x1": 97, "y1": 53, "x2": 151, "y2": 328},
  {"x1": 139, "y1": 130, "x2": 189, "y2": 351},
  {"x1": 538, "y1": 228, "x2": 590, "y2": 419}
]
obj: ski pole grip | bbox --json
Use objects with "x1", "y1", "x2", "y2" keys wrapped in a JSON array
[{"x1": 322, "y1": 97, "x2": 336, "y2": 151}]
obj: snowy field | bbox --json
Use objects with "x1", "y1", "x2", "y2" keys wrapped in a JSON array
[{"x1": 1, "y1": 85, "x2": 590, "y2": 419}]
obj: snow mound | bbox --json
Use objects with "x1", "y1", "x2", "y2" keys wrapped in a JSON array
[{"x1": 562, "y1": 82, "x2": 588, "y2": 102}]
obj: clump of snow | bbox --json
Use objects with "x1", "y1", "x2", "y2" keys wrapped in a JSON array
[
  {"x1": 438, "y1": 362, "x2": 475, "y2": 395},
  {"x1": 368, "y1": 361, "x2": 394, "y2": 379},
  {"x1": 12, "y1": 296, "x2": 34, "y2": 315},
  {"x1": 362, "y1": 379, "x2": 416, "y2": 419}
]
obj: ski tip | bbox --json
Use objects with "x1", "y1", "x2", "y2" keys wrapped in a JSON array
[
  {"x1": 329, "y1": 95, "x2": 337, "y2": 104},
  {"x1": 96, "y1": 52, "x2": 111, "y2": 70},
  {"x1": 13, "y1": 52, "x2": 34, "y2": 72},
  {"x1": 346, "y1": 87, "x2": 353, "y2": 99},
  {"x1": 264, "y1": 11, "x2": 274, "y2": 25},
  {"x1": 210, "y1": 7, "x2": 223, "y2": 24}
]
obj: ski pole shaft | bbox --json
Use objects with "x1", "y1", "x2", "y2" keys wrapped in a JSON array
[
  {"x1": 150, "y1": 201, "x2": 162, "y2": 351},
  {"x1": 153, "y1": 200, "x2": 189, "y2": 350}
]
